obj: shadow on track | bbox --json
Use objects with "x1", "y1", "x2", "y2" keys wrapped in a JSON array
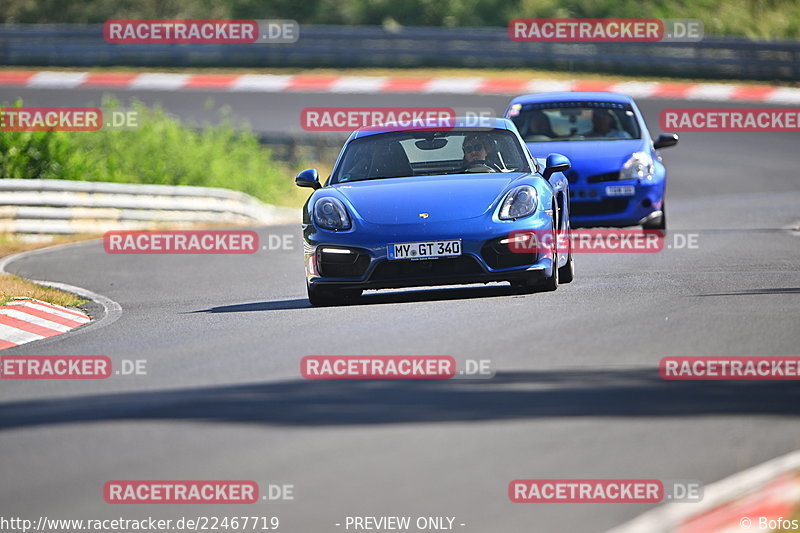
[
  {"x1": 2, "y1": 368, "x2": 799, "y2": 432},
  {"x1": 192, "y1": 299, "x2": 313, "y2": 312},
  {"x1": 192, "y1": 284, "x2": 526, "y2": 313},
  {"x1": 694, "y1": 287, "x2": 800, "y2": 297}
]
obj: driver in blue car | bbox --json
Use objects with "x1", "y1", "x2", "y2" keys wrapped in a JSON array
[
  {"x1": 461, "y1": 134, "x2": 497, "y2": 173},
  {"x1": 586, "y1": 109, "x2": 632, "y2": 139}
]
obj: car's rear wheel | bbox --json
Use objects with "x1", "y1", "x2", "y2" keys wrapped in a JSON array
[{"x1": 307, "y1": 283, "x2": 362, "y2": 306}]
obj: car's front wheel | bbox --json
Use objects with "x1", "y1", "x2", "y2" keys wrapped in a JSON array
[
  {"x1": 512, "y1": 223, "x2": 559, "y2": 294},
  {"x1": 556, "y1": 221, "x2": 574, "y2": 284},
  {"x1": 558, "y1": 248, "x2": 574, "y2": 284},
  {"x1": 538, "y1": 214, "x2": 561, "y2": 291},
  {"x1": 537, "y1": 252, "x2": 559, "y2": 292},
  {"x1": 307, "y1": 283, "x2": 362, "y2": 306},
  {"x1": 643, "y1": 201, "x2": 666, "y2": 230},
  {"x1": 514, "y1": 257, "x2": 559, "y2": 293}
]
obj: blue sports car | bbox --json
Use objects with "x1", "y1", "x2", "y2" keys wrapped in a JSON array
[
  {"x1": 505, "y1": 92, "x2": 678, "y2": 229},
  {"x1": 295, "y1": 117, "x2": 574, "y2": 306}
]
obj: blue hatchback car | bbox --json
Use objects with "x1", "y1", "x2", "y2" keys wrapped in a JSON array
[
  {"x1": 505, "y1": 92, "x2": 678, "y2": 229},
  {"x1": 295, "y1": 117, "x2": 574, "y2": 306}
]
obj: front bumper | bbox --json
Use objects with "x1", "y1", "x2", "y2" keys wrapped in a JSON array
[
  {"x1": 304, "y1": 217, "x2": 554, "y2": 290},
  {"x1": 569, "y1": 179, "x2": 664, "y2": 227}
]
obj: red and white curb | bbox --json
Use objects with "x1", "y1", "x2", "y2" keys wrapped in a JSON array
[
  {"x1": 2, "y1": 71, "x2": 800, "y2": 103},
  {"x1": 0, "y1": 297, "x2": 91, "y2": 350},
  {"x1": 608, "y1": 450, "x2": 800, "y2": 533},
  {"x1": 0, "y1": 242, "x2": 123, "y2": 350}
]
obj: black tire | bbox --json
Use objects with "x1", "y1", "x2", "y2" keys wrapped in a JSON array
[
  {"x1": 556, "y1": 197, "x2": 574, "y2": 283},
  {"x1": 307, "y1": 283, "x2": 362, "y2": 306},
  {"x1": 558, "y1": 249, "x2": 574, "y2": 284},
  {"x1": 511, "y1": 262, "x2": 558, "y2": 293},
  {"x1": 537, "y1": 250, "x2": 559, "y2": 292},
  {"x1": 512, "y1": 220, "x2": 560, "y2": 293},
  {"x1": 537, "y1": 210, "x2": 560, "y2": 292},
  {"x1": 643, "y1": 201, "x2": 666, "y2": 230}
]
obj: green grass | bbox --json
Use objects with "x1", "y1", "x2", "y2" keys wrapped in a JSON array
[
  {"x1": 0, "y1": 99, "x2": 308, "y2": 207},
  {"x1": 2, "y1": 0, "x2": 799, "y2": 39},
  {"x1": 0, "y1": 274, "x2": 87, "y2": 307}
]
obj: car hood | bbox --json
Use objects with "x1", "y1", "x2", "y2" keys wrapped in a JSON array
[
  {"x1": 527, "y1": 139, "x2": 646, "y2": 174},
  {"x1": 332, "y1": 173, "x2": 522, "y2": 224}
]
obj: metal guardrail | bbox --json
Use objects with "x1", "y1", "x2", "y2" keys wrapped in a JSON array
[
  {"x1": 0, "y1": 179, "x2": 298, "y2": 234},
  {"x1": 0, "y1": 24, "x2": 799, "y2": 81}
]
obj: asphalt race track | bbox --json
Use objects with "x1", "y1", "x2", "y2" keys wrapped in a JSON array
[{"x1": 0, "y1": 85, "x2": 799, "y2": 532}]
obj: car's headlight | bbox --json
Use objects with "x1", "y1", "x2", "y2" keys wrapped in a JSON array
[
  {"x1": 499, "y1": 185, "x2": 538, "y2": 220},
  {"x1": 620, "y1": 152, "x2": 655, "y2": 181},
  {"x1": 314, "y1": 197, "x2": 351, "y2": 230}
]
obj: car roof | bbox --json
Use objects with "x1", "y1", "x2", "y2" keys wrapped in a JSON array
[
  {"x1": 508, "y1": 91, "x2": 636, "y2": 106},
  {"x1": 350, "y1": 116, "x2": 516, "y2": 140}
]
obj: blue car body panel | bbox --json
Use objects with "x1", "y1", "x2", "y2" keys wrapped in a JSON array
[
  {"x1": 302, "y1": 118, "x2": 570, "y2": 291},
  {"x1": 505, "y1": 92, "x2": 667, "y2": 228}
]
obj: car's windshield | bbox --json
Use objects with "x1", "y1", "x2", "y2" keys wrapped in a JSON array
[
  {"x1": 509, "y1": 102, "x2": 641, "y2": 142},
  {"x1": 332, "y1": 128, "x2": 531, "y2": 183}
]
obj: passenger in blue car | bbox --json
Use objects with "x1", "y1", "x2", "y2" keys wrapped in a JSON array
[
  {"x1": 586, "y1": 109, "x2": 632, "y2": 139},
  {"x1": 524, "y1": 110, "x2": 558, "y2": 140}
]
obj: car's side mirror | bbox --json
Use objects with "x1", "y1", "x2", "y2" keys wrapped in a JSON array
[
  {"x1": 542, "y1": 153, "x2": 570, "y2": 180},
  {"x1": 653, "y1": 133, "x2": 679, "y2": 150},
  {"x1": 296, "y1": 168, "x2": 321, "y2": 189}
]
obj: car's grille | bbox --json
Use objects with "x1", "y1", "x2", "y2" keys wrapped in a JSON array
[
  {"x1": 586, "y1": 171, "x2": 621, "y2": 183},
  {"x1": 369, "y1": 256, "x2": 484, "y2": 282},
  {"x1": 317, "y1": 248, "x2": 371, "y2": 278},
  {"x1": 565, "y1": 171, "x2": 620, "y2": 184},
  {"x1": 571, "y1": 199, "x2": 629, "y2": 216},
  {"x1": 481, "y1": 238, "x2": 537, "y2": 269}
]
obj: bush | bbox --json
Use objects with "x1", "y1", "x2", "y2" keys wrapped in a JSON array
[{"x1": 0, "y1": 99, "x2": 306, "y2": 206}]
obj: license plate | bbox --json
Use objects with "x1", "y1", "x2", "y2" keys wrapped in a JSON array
[
  {"x1": 388, "y1": 240, "x2": 462, "y2": 260},
  {"x1": 605, "y1": 185, "x2": 636, "y2": 197}
]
